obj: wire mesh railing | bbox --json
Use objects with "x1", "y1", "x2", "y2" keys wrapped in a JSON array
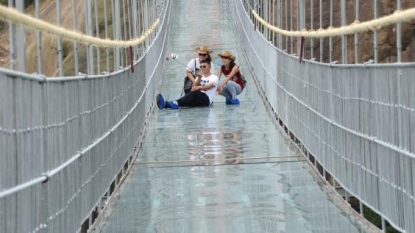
[
  {"x1": 0, "y1": 0, "x2": 171, "y2": 232},
  {"x1": 234, "y1": 0, "x2": 414, "y2": 232}
]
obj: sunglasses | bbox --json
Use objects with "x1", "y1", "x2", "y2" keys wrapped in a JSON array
[
  {"x1": 200, "y1": 65, "x2": 207, "y2": 68},
  {"x1": 221, "y1": 56, "x2": 231, "y2": 60},
  {"x1": 198, "y1": 53, "x2": 208, "y2": 56}
]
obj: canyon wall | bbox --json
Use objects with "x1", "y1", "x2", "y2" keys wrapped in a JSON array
[{"x1": 268, "y1": 0, "x2": 415, "y2": 63}]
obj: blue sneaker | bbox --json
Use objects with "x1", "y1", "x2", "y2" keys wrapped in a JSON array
[
  {"x1": 156, "y1": 94, "x2": 165, "y2": 109},
  {"x1": 168, "y1": 101, "x2": 179, "y2": 109},
  {"x1": 230, "y1": 98, "x2": 240, "y2": 104}
]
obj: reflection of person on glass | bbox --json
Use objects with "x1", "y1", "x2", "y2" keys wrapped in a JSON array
[
  {"x1": 157, "y1": 59, "x2": 219, "y2": 109},
  {"x1": 185, "y1": 108, "x2": 221, "y2": 166},
  {"x1": 223, "y1": 128, "x2": 244, "y2": 164},
  {"x1": 184, "y1": 45, "x2": 215, "y2": 94},
  {"x1": 217, "y1": 51, "x2": 245, "y2": 105}
]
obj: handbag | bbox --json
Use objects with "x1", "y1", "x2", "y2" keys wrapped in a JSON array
[{"x1": 183, "y1": 76, "x2": 193, "y2": 92}]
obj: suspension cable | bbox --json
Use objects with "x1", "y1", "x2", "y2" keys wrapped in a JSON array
[
  {"x1": 0, "y1": 5, "x2": 159, "y2": 48},
  {"x1": 252, "y1": 7, "x2": 415, "y2": 38}
]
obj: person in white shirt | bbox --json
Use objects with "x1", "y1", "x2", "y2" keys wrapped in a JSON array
[
  {"x1": 157, "y1": 59, "x2": 219, "y2": 109},
  {"x1": 183, "y1": 45, "x2": 216, "y2": 94}
]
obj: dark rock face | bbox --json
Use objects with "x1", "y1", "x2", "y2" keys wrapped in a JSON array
[{"x1": 268, "y1": 0, "x2": 415, "y2": 63}]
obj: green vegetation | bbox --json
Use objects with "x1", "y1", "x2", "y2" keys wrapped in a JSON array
[{"x1": 350, "y1": 198, "x2": 401, "y2": 233}]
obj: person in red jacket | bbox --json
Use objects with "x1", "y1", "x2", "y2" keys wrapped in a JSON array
[{"x1": 217, "y1": 51, "x2": 245, "y2": 104}]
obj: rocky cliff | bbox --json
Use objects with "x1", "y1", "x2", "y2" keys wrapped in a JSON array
[{"x1": 271, "y1": 0, "x2": 415, "y2": 63}]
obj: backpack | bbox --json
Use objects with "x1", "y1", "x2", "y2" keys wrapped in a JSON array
[
  {"x1": 240, "y1": 69, "x2": 247, "y2": 85},
  {"x1": 223, "y1": 64, "x2": 247, "y2": 86},
  {"x1": 233, "y1": 65, "x2": 247, "y2": 85}
]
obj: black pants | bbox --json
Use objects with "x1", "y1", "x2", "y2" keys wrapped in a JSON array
[{"x1": 175, "y1": 90, "x2": 210, "y2": 107}]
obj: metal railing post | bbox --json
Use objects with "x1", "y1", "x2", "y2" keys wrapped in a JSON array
[
  {"x1": 319, "y1": 0, "x2": 323, "y2": 62},
  {"x1": 329, "y1": 0, "x2": 333, "y2": 63},
  {"x1": 85, "y1": 0, "x2": 94, "y2": 75},
  {"x1": 114, "y1": 0, "x2": 121, "y2": 70},
  {"x1": 354, "y1": 0, "x2": 359, "y2": 63},
  {"x1": 57, "y1": 0, "x2": 64, "y2": 76},
  {"x1": 341, "y1": 0, "x2": 347, "y2": 64},
  {"x1": 8, "y1": 0, "x2": 15, "y2": 70},
  {"x1": 374, "y1": 0, "x2": 378, "y2": 63},
  {"x1": 16, "y1": 0, "x2": 26, "y2": 72},
  {"x1": 35, "y1": 0, "x2": 43, "y2": 74},
  {"x1": 72, "y1": 0, "x2": 79, "y2": 75},
  {"x1": 104, "y1": 0, "x2": 110, "y2": 72},
  {"x1": 396, "y1": 0, "x2": 402, "y2": 62},
  {"x1": 94, "y1": 0, "x2": 101, "y2": 74},
  {"x1": 310, "y1": 0, "x2": 314, "y2": 59}
]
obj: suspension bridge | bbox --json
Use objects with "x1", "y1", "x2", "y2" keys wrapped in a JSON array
[{"x1": 0, "y1": 0, "x2": 414, "y2": 232}]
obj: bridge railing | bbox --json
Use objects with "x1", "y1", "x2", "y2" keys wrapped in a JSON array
[
  {"x1": 0, "y1": 0, "x2": 170, "y2": 232},
  {"x1": 234, "y1": 0, "x2": 415, "y2": 232}
]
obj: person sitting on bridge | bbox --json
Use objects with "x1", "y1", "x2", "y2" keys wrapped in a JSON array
[
  {"x1": 217, "y1": 51, "x2": 245, "y2": 105},
  {"x1": 183, "y1": 45, "x2": 216, "y2": 94},
  {"x1": 157, "y1": 59, "x2": 219, "y2": 109}
]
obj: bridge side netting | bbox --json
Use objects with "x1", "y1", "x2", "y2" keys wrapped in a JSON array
[
  {"x1": 233, "y1": 0, "x2": 415, "y2": 232},
  {"x1": 0, "y1": 0, "x2": 170, "y2": 232}
]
